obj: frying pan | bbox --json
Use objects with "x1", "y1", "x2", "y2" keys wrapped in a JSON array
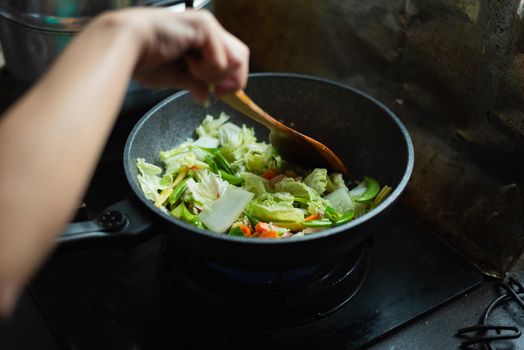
[{"x1": 119, "y1": 73, "x2": 414, "y2": 269}]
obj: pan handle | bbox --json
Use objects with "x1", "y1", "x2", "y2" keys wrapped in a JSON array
[{"x1": 58, "y1": 199, "x2": 154, "y2": 242}]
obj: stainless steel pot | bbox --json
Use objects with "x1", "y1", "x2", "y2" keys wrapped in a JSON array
[{"x1": 0, "y1": 0, "x2": 211, "y2": 84}]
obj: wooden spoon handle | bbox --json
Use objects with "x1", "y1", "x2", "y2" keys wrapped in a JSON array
[{"x1": 220, "y1": 90, "x2": 280, "y2": 130}]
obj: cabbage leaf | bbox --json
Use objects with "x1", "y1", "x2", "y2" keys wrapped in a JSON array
[
  {"x1": 136, "y1": 158, "x2": 170, "y2": 202},
  {"x1": 304, "y1": 168, "x2": 328, "y2": 195}
]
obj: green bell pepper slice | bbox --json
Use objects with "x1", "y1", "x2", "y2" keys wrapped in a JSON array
[
  {"x1": 333, "y1": 210, "x2": 356, "y2": 226},
  {"x1": 303, "y1": 219, "x2": 333, "y2": 228},
  {"x1": 219, "y1": 170, "x2": 244, "y2": 186},
  {"x1": 355, "y1": 176, "x2": 380, "y2": 202},
  {"x1": 168, "y1": 178, "x2": 190, "y2": 206}
]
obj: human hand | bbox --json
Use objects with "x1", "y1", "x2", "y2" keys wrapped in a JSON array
[
  {"x1": 0, "y1": 8, "x2": 248, "y2": 318},
  {"x1": 98, "y1": 8, "x2": 249, "y2": 102}
]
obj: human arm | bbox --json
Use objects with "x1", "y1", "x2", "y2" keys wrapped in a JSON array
[{"x1": 0, "y1": 8, "x2": 248, "y2": 316}]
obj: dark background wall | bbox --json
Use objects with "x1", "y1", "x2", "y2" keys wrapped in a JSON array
[{"x1": 215, "y1": 0, "x2": 524, "y2": 277}]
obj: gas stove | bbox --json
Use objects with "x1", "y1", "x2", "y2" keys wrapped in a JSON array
[
  {"x1": 28, "y1": 206, "x2": 482, "y2": 349},
  {"x1": 0, "y1": 70, "x2": 484, "y2": 349}
]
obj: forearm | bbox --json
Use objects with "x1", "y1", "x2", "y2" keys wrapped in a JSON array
[
  {"x1": 0, "y1": 8, "x2": 249, "y2": 316},
  {"x1": 0, "y1": 14, "x2": 140, "y2": 310}
]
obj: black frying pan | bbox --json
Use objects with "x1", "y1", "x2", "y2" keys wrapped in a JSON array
[{"x1": 121, "y1": 73, "x2": 414, "y2": 269}]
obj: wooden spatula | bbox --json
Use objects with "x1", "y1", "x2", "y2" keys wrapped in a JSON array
[{"x1": 220, "y1": 90, "x2": 349, "y2": 177}]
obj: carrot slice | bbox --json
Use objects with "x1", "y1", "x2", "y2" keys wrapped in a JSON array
[
  {"x1": 262, "y1": 169, "x2": 279, "y2": 180},
  {"x1": 259, "y1": 230, "x2": 278, "y2": 239},
  {"x1": 304, "y1": 213, "x2": 320, "y2": 221},
  {"x1": 239, "y1": 224, "x2": 252, "y2": 237},
  {"x1": 255, "y1": 222, "x2": 270, "y2": 233}
]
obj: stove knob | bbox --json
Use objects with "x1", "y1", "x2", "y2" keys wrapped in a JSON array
[{"x1": 96, "y1": 210, "x2": 128, "y2": 232}]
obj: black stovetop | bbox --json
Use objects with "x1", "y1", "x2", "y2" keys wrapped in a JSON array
[
  {"x1": 28, "y1": 206, "x2": 482, "y2": 350},
  {"x1": 0, "y1": 77, "x2": 484, "y2": 349}
]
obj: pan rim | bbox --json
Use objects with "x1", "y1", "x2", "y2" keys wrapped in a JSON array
[{"x1": 123, "y1": 72, "x2": 415, "y2": 245}]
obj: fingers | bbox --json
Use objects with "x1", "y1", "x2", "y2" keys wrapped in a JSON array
[
  {"x1": 183, "y1": 10, "x2": 249, "y2": 97},
  {"x1": 184, "y1": 11, "x2": 230, "y2": 84},
  {"x1": 214, "y1": 32, "x2": 249, "y2": 96},
  {"x1": 134, "y1": 9, "x2": 249, "y2": 100},
  {"x1": 169, "y1": 69, "x2": 210, "y2": 103},
  {"x1": 135, "y1": 61, "x2": 210, "y2": 103}
]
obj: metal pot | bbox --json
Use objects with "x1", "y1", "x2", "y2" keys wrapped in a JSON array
[{"x1": 0, "y1": 0, "x2": 211, "y2": 85}]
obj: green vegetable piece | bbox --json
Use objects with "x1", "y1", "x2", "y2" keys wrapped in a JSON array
[
  {"x1": 324, "y1": 206, "x2": 341, "y2": 222},
  {"x1": 245, "y1": 213, "x2": 259, "y2": 227},
  {"x1": 355, "y1": 176, "x2": 381, "y2": 203},
  {"x1": 185, "y1": 170, "x2": 230, "y2": 210},
  {"x1": 161, "y1": 149, "x2": 207, "y2": 177},
  {"x1": 195, "y1": 113, "x2": 229, "y2": 138},
  {"x1": 239, "y1": 172, "x2": 268, "y2": 196},
  {"x1": 304, "y1": 168, "x2": 329, "y2": 195},
  {"x1": 217, "y1": 122, "x2": 243, "y2": 161},
  {"x1": 194, "y1": 220, "x2": 206, "y2": 230},
  {"x1": 245, "y1": 152, "x2": 266, "y2": 173},
  {"x1": 370, "y1": 185, "x2": 393, "y2": 209},
  {"x1": 170, "y1": 202, "x2": 201, "y2": 227},
  {"x1": 333, "y1": 211, "x2": 356, "y2": 226},
  {"x1": 247, "y1": 192, "x2": 305, "y2": 223},
  {"x1": 180, "y1": 205, "x2": 198, "y2": 225},
  {"x1": 160, "y1": 174, "x2": 174, "y2": 188},
  {"x1": 213, "y1": 150, "x2": 234, "y2": 174},
  {"x1": 170, "y1": 203, "x2": 183, "y2": 218},
  {"x1": 197, "y1": 147, "x2": 233, "y2": 174},
  {"x1": 324, "y1": 187, "x2": 355, "y2": 214},
  {"x1": 275, "y1": 178, "x2": 330, "y2": 215},
  {"x1": 326, "y1": 173, "x2": 348, "y2": 193},
  {"x1": 275, "y1": 178, "x2": 314, "y2": 199},
  {"x1": 219, "y1": 170, "x2": 244, "y2": 186},
  {"x1": 293, "y1": 197, "x2": 309, "y2": 205},
  {"x1": 136, "y1": 158, "x2": 165, "y2": 202},
  {"x1": 229, "y1": 226, "x2": 244, "y2": 236},
  {"x1": 168, "y1": 178, "x2": 190, "y2": 206},
  {"x1": 204, "y1": 155, "x2": 219, "y2": 173},
  {"x1": 303, "y1": 219, "x2": 333, "y2": 228}
]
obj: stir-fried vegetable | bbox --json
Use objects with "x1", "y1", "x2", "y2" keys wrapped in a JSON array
[
  {"x1": 199, "y1": 186, "x2": 254, "y2": 232},
  {"x1": 136, "y1": 113, "x2": 393, "y2": 238}
]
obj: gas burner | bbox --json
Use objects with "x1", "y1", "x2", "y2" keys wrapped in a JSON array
[{"x1": 160, "y1": 242, "x2": 371, "y2": 327}]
